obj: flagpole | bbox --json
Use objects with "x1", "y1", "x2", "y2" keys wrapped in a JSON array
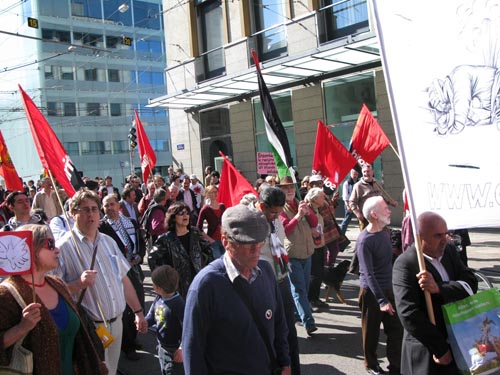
[
  {"x1": 389, "y1": 142, "x2": 400, "y2": 160},
  {"x1": 47, "y1": 170, "x2": 108, "y2": 325}
]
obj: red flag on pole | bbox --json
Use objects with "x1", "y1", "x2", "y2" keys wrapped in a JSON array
[
  {"x1": 134, "y1": 110, "x2": 156, "y2": 184},
  {"x1": 217, "y1": 151, "x2": 256, "y2": 208},
  {"x1": 0, "y1": 130, "x2": 24, "y2": 191},
  {"x1": 19, "y1": 85, "x2": 84, "y2": 197},
  {"x1": 312, "y1": 120, "x2": 357, "y2": 190},
  {"x1": 349, "y1": 104, "x2": 391, "y2": 164}
]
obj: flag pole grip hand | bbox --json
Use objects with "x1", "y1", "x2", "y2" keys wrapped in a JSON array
[{"x1": 415, "y1": 234, "x2": 436, "y2": 325}]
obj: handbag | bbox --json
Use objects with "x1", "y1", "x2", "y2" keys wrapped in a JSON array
[
  {"x1": 442, "y1": 288, "x2": 500, "y2": 373},
  {"x1": 0, "y1": 282, "x2": 33, "y2": 375}
]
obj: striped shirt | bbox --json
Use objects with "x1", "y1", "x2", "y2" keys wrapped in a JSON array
[{"x1": 55, "y1": 228, "x2": 131, "y2": 321}]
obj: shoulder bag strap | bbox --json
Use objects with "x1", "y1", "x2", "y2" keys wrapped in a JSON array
[
  {"x1": 2, "y1": 281, "x2": 28, "y2": 308},
  {"x1": 232, "y1": 278, "x2": 280, "y2": 370},
  {"x1": 77, "y1": 244, "x2": 99, "y2": 306}
]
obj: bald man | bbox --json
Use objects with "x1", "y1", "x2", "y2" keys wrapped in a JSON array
[{"x1": 393, "y1": 212, "x2": 478, "y2": 375}]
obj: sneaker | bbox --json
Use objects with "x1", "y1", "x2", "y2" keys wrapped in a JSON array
[
  {"x1": 365, "y1": 365, "x2": 388, "y2": 375},
  {"x1": 306, "y1": 324, "x2": 318, "y2": 336}
]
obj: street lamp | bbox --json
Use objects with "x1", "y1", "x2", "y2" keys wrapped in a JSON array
[{"x1": 118, "y1": 3, "x2": 129, "y2": 13}]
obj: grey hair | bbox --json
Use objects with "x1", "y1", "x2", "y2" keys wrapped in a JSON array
[
  {"x1": 362, "y1": 196, "x2": 385, "y2": 222},
  {"x1": 304, "y1": 187, "x2": 323, "y2": 203}
]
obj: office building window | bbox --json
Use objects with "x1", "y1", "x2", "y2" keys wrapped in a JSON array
[
  {"x1": 103, "y1": 1, "x2": 132, "y2": 26},
  {"x1": 42, "y1": 29, "x2": 71, "y2": 43},
  {"x1": 108, "y1": 69, "x2": 120, "y2": 82},
  {"x1": 44, "y1": 66, "x2": 54, "y2": 79},
  {"x1": 110, "y1": 103, "x2": 121, "y2": 116},
  {"x1": 86, "y1": 103, "x2": 100, "y2": 116},
  {"x1": 61, "y1": 67, "x2": 74, "y2": 80},
  {"x1": 40, "y1": 1, "x2": 70, "y2": 17},
  {"x1": 249, "y1": 0, "x2": 287, "y2": 61},
  {"x1": 47, "y1": 102, "x2": 58, "y2": 116},
  {"x1": 113, "y1": 140, "x2": 127, "y2": 154},
  {"x1": 253, "y1": 91, "x2": 295, "y2": 165},
  {"x1": 151, "y1": 139, "x2": 170, "y2": 152},
  {"x1": 74, "y1": 32, "x2": 102, "y2": 47},
  {"x1": 84, "y1": 68, "x2": 98, "y2": 81},
  {"x1": 64, "y1": 142, "x2": 79, "y2": 156},
  {"x1": 64, "y1": 102, "x2": 77, "y2": 116},
  {"x1": 81, "y1": 142, "x2": 90, "y2": 154},
  {"x1": 89, "y1": 141, "x2": 105, "y2": 154},
  {"x1": 134, "y1": 1, "x2": 162, "y2": 30},
  {"x1": 195, "y1": 0, "x2": 225, "y2": 81},
  {"x1": 71, "y1": 0, "x2": 102, "y2": 19}
]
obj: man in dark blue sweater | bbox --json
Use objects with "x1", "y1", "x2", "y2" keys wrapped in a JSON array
[
  {"x1": 183, "y1": 204, "x2": 291, "y2": 375},
  {"x1": 357, "y1": 196, "x2": 403, "y2": 375}
]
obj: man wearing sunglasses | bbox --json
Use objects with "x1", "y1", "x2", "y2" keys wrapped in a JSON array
[
  {"x1": 56, "y1": 190, "x2": 147, "y2": 375},
  {"x1": 183, "y1": 204, "x2": 291, "y2": 375}
]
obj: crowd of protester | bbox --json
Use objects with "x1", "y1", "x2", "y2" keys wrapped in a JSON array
[{"x1": 0, "y1": 162, "x2": 477, "y2": 375}]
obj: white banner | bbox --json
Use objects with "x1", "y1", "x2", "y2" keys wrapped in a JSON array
[{"x1": 373, "y1": 0, "x2": 500, "y2": 228}]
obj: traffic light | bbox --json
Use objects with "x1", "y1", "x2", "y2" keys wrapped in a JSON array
[{"x1": 128, "y1": 126, "x2": 137, "y2": 149}]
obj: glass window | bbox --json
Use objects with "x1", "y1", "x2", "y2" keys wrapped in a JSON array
[
  {"x1": 64, "y1": 142, "x2": 79, "y2": 156},
  {"x1": 323, "y1": 73, "x2": 382, "y2": 177},
  {"x1": 196, "y1": 0, "x2": 225, "y2": 81},
  {"x1": 39, "y1": 1, "x2": 69, "y2": 17},
  {"x1": 151, "y1": 139, "x2": 170, "y2": 152},
  {"x1": 42, "y1": 29, "x2": 71, "y2": 43},
  {"x1": 64, "y1": 102, "x2": 77, "y2": 116},
  {"x1": 249, "y1": 0, "x2": 287, "y2": 61},
  {"x1": 108, "y1": 69, "x2": 120, "y2": 82},
  {"x1": 200, "y1": 108, "x2": 230, "y2": 138},
  {"x1": 318, "y1": 0, "x2": 369, "y2": 43},
  {"x1": 47, "y1": 102, "x2": 57, "y2": 116},
  {"x1": 253, "y1": 91, "x2": 295, "y2": 165},
  {"x1": 136, "y1": 39, "x2": 163, "y2": 54},
  {"x1": 61, "y1": 67, "x2": 74, "y2": 80},
  {"x1": 81, "y1": 142, "x2": 90, "y2": 154},
  {"x1": 103, "y1": 0, "x2": 133, "y2": 26},
  {"x1": 84, "y1": 68, "x2": 98, "y2": 81},
  {"x1": 44, "y1": 66, "x2": 54, "y2": 79},
  {"x1": 110, "y1": 103, "x2": 121, "y2": 116},
  {"x1": 134, "y1": 1, "x2": 162, "y2": 30},
  {"x1": 74, "y1": 32, "x2": 102, "y2": 47},
  {"x1": 71, "y1": 0, "x2": 102, "y2": 19},
  {"x1": 113, "y1": 140, "x2": 127, "y2": 154},
  {"x1": 89, "y1": 141, "x2": 105, "y2": 154},
  {"x1": 87, "y1": 103, "x2": 100, "y2": 116}
]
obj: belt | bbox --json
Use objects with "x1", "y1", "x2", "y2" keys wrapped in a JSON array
[{"x1": 95, "y1": 316, "x2": 118, "y2": 324}]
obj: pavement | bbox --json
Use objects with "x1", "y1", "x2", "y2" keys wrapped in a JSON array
[{"x1": 117, "y1": 225, "x2": 500, "y2": 375}]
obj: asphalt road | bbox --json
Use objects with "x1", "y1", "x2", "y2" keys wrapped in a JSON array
[{"x1": 117, "y1": 226, "x2": 500, "y2": 375}]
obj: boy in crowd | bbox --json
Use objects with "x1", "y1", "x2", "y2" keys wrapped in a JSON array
[{"x1": 146, "y1": 265, "x2": 185, "y2": 375}]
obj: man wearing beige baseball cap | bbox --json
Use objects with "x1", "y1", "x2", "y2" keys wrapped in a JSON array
[{"x1": 183, "y1": 204, "x2": 291, "y2": 375}]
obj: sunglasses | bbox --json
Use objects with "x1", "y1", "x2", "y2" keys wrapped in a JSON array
[
  {"x1": 45, "y1": 238, "x2": 56, "y2": 251},
  {"x1": 177, "y1": 210, "x2": 190, "y2": 216}
]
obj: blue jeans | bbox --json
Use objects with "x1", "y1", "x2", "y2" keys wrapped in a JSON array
[
  {"x1": 288, "y1": 257, "x2": 315, "y2": 330},
  {"x1": 339, "y1": 209, "x2": 354, "y2": 235}
]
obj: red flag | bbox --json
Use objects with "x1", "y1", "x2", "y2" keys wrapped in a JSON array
[
  {"x1": 134, "y1": 110, "x2": 156, "y2": 184},
  {"x1": 0, "y1": 231, "x2": 34, "y2": 276},
  {"x1": 312, "y1": 120, "x2": 357, "y2": 190},
  {"x1": 349, "y1": 104, "x2": 391, "y2": 164},
  {"x1": 217, "y1": 151, "x2": 256, "y2": 208},
  {"x1": 0, "y1": 130, "x2": 23, "y2": 191},
  {"x1": 19, "y1": 85, "x2": 84, "y2": 197}
]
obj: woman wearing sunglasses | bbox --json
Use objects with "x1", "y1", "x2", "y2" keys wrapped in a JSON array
[
  {"x1": 152, "y1": 202, "x2": 213, "y2": 298},
  {"x1": 0, "y1": 224, "x2": 107, "y2": 375}
]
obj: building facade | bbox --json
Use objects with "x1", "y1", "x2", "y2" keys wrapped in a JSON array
[
  {"x1": 0, "y1": 0, "x2": 171, "y2": 184},
  {"x1": 152, "y1": 0, "x2": 404, "y2": 222}
]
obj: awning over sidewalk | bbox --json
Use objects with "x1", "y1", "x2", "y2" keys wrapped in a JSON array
[{"x1": 148, "y1": 33, "x2": 380, "y2": 112}]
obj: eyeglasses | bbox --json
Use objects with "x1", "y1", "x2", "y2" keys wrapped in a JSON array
[
  {"x1": 78, "y1": 206, "x2": 100, "y2": 214},
  {"x1": 45, "y1": 238, "x2": 56, "y2": 251},
  {"x1": 177, "y1": 210, "x2": 190, "y2": 216}
]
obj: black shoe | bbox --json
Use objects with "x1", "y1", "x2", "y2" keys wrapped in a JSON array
[
  {"x1": 310, "y1": 299, "x2": 329, "y2": 310},
  {"x1": 124, "y1": 349, "x2": 140, "y2": 361},
  {"x1": 306, "y1": 324, "x2": 318, "y2": 336},
  {"x1": 366, "y1": 366, "x2": 388, "y2": 375}
]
